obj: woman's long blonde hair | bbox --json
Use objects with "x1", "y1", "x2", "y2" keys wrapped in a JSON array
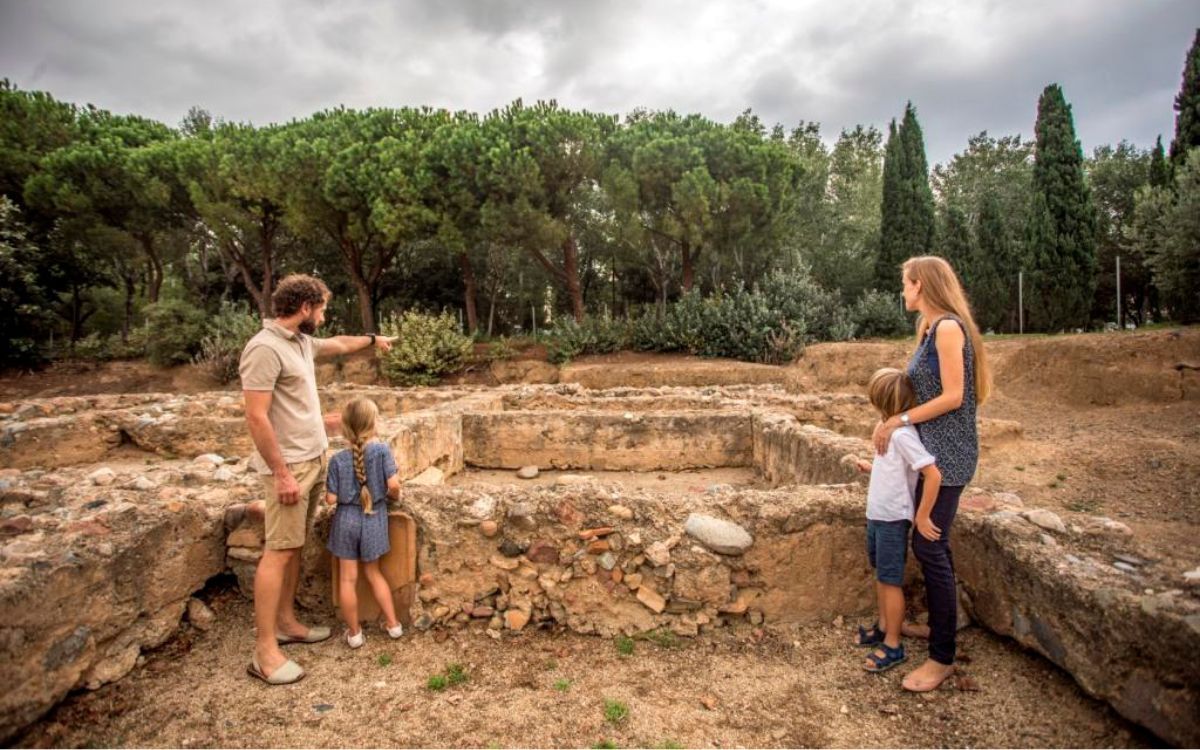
[
  {"x1": 340, "y1": 398, "x2": 380, "y2": 514},
  {"x1": 902, "y1": 256, "x2": 992, "y2": 405}
]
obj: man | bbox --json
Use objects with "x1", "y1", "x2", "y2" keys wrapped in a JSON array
[{"x1": 239, "y1": 274, "x2": 395, "y2": 684}]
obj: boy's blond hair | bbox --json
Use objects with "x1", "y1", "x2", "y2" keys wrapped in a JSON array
[{"x1": 866, "y1": 368, "x2": 917, "y2": 420}]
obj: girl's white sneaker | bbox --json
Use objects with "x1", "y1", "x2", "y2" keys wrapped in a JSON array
[
  {"x1": 346, "y1": 629, "x2": 365, "y2": 649},
  {"x1": 385, "y1": 623, "x2": 404, "y2": 639}
]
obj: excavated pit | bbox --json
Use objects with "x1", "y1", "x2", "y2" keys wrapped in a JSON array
[{"x1": 0, "y1": 384, "x2": 1197, "y2": 746}]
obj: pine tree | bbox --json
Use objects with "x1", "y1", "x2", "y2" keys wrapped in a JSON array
[
  {"x1": 876, "y1": 102, "x2": 936, "y2": 292},
  {"x1": 1026, "y1": 84, "x2": 1098, "y2": 331},
  {"x1": 1168, "y1": 29, "x2": 1200, "y2": 171},
  {"x1": 1150, "y1": 135, "x2": 1170, "y2": 188}
]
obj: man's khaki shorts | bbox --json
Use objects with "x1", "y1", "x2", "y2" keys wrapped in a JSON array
[{"x1": 261, "y1": 455, "x2": 327, "y2": 550}]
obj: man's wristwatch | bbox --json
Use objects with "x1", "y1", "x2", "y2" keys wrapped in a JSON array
[
  {"x1": 899, "y1": 412, "x2": 911, "y2": 427},
  {"x1": 367, "y1": 333, "x2": 377, "y2": 347}
]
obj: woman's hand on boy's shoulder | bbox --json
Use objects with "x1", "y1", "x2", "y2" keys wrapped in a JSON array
[{"x1": 872, "y1": 420, "x2": 897, "y2": 455}]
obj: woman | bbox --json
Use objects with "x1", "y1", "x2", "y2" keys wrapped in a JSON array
[{"x1": 872, "y1": 255, "x2": 992, "y2": 692}]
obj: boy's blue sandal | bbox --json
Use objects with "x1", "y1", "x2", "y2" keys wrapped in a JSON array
[
  {"x1": 855, "y1": 622, "x2": 885, "y2": 646},
  {"x1": 863, "y1": 642, "x2": 907, "y2": 673}
]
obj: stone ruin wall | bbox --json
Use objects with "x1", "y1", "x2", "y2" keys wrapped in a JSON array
[{"x1": 1, "y1": 384, "x2": 1197, "y2": 746}]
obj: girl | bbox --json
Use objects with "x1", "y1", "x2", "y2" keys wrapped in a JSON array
[
  {"x1": 872, "y1": 255, "x2": 992, "y2": 692},
  {"x1": 325, "y1": 397, "x2": 405, "y2": 648}
]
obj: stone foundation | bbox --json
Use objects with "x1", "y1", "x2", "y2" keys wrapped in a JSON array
[{"x1": 2, "y1": 383, "x2": 1198, "y2": 746}]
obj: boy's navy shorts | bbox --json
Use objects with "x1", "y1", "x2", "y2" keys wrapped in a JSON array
[{"x1": 866, "y1": 519, "x2": 910, "y2": 586}]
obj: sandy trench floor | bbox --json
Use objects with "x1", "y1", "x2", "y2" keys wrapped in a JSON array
[{"x1": 17, "y1": 583, "x2": 1153, "y2": 749}]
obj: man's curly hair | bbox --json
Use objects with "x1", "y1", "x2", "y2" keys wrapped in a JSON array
[{"x1": 271, "y1": 274, "x2": 331, "y2": 318}]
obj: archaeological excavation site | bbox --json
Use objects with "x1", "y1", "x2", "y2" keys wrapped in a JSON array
[{"x1": 1, "y1": 334, "x2": 1198, "y2": 748}]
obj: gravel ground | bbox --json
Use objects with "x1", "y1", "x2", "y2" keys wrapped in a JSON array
[{"x1": 17, "y1": 582, "x2": 1154, "y2": 749}]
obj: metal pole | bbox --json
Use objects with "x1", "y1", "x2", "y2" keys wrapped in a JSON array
[
  {"x1": 531, "y1": 303, "x2": 537, "y2": 338},
  {"x1": 1116, "y1": 255, "x2": 1122, "y2": 330},
  {"x1": 1018, "y1": 270, "x2": 1024, "y2": 335}
]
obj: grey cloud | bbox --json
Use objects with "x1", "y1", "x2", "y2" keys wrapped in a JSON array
[{"x1": 0, "y1": 0, "x2": 1196, "y2": 166}]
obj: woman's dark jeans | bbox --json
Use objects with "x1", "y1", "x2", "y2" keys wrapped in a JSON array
[{"x1": 912, "y1": 477, "x2": 964, "y2": 665}]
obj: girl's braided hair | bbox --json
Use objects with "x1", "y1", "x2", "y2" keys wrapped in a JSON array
[{"x1": 340, "y1": 398, "x2": 380, "y2": 514}]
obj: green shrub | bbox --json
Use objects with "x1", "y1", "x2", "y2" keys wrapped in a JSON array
[
  {"x1": 194, "y1": 302, "x2": 261, "y2": 383},
  {"x1": 72, "y1": 332, "x2": 112, "y2": 361},
  {"x1": 486, "y1": 336, "x2": 517, "y2": 362},
  {"x1": 110, "y1": 326, "x2": 149, "y2": 359},
  {"x1": 144, "y1": 299, "x2": 208, "y2": 366},
  {"x1": 378, "y1": 310, "x2": 473, "y2": 386},
  {"x1": 850, "y1": 289, "x2": 911, "y2": 339},
  {"x1": 545, "y1": 315, "x2": 629, "y2": 364}
]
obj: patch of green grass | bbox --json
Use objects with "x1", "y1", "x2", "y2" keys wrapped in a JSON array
[
  {"x1": 553, "y1": 678, "x2": 571, "y2": 692},
  {"x1": 426, "y1": 674, "x2": 448, "y2": 691},
  {"x1": 446, "y1": 662, "x2": 469, "y2": 685},
  {"x1": 637, "y1": 628, "x2": 679, "y2": 649},
  {"x1": 377, "y1": 653, "x2": 392, "y2": 667},
  {"x1": 1056, "y1": 472, "x2": 1068, "y2": 482},
  {"x1": 603, "y1": 698, "x2": 629, "y2": 724},
  {"x1": 591, "y1": 740, "x2": 617, "y2": 749},
  {"x1": 614, "y1": 635, "x2": 635, "y2": 656},
  {"x1": 1015, "y1": 465, "x2": 1026, "y2": 472},
  {"x1": 544, "y1": 658, "x2": 558, "y2": 671},
  {"x1": 1067, "y1": 498, "x2": 1101, "y2": 513},
  {"x1": 655, "y1": 741, "x2": 683, "y2": 749}
]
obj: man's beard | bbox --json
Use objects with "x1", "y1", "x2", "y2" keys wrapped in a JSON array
[{"x1": 298, "y1": 315, "x2": 319, "y2": 336}]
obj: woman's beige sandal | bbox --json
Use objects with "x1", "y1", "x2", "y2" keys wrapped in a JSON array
[
  {"x1": 247, "y1": 655, "x2": 306, "y2": 685},
  {"x1": 276, "y1": 625, "x2": 332, "y2": 645}
]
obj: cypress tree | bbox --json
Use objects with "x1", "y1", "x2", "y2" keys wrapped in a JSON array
[
  {"x1": 1027, "y1": 84, "x2": 1098, "y2": 331},
  {"x1": 974, "y1": 191, "x2": 1017, "y2": 332},
  {"x1": 939, "y1": 204, "x2": 975, "y2": 285},
  {"x1": 877, "y1": 102, "x2": 936, "y2": 292},
  {"x1": 877, "y1": 119, "x2": 903, "y2": 291},
  {"x1": 1168, "y1": 29, "x2": 1200, "y2": 171},
  {"x1": 1149, "y1": 135, "x2": 1170, "y2": 188}
]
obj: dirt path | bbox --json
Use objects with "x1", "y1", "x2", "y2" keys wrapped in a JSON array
[{"x1": 17, "y1": 583, "x2": 1151, "y2": 749}]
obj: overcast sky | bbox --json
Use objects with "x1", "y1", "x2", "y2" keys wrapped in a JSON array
[{"x1": 1, "y1": 0, "x2": 1196, "y2": 166}]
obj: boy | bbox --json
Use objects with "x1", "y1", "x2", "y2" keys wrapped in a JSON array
[{"x1": 856, "y1": 367, "x2": 942, "y2": 672}]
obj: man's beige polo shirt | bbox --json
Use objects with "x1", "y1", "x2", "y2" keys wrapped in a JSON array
[{"x1": 239, "y1": 320, "x2": 329, "y2": 474}]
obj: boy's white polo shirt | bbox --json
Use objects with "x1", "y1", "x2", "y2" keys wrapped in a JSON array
[{"x1": 866, "y1": 425, "x2": 936, "y2": 522}]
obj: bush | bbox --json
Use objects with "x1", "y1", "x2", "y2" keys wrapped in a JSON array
[
  {"x1": 545, "y1": 315, "x2": 629, "y2": 364},
  {"x1": 195, "y1": 302, "x2": 262, "y2": 384},
  {"x1": 756, "y1": 266, "x2": 847, "y2": 343},
  {"x1": 378, "y1": 310, "x2": 473, "y2": 386},
  {"x1": 850, "y1": 289, "x2": 911, "y2": 339},
  {"x1": 144, "y1": 299, "x2": 208, "y2": 366},
  {"x1": 627, "y1": 292, "x2": 710, "y2": 353},
  {"x1": 110, "y1": 326, "x2": 149, "y2": 359},
  {"x1": 486, "y1": 336, "x2": 517, "y2": 362},
  {"x1": 72, "y1": 332, "x2": 112, "y2": 361}
]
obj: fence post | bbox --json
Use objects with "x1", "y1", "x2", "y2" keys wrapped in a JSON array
[
  {"x1": 1116, "y1": 255, "x2": 1122, "y2": 330},
  {"x1": 1018, "y1": 270, "x2": 1024, "y2": 335}
]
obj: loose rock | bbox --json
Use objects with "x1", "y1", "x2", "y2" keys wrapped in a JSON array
[
  {"x1": 1022, "y1": 509, "x2": 1066, "y2": 534},
  {"x1": 186, "y1": 598, "x2": 216, "y2": 631},
  {"x1": 88, "y1": 468, "x2": 116, "y2": 486},
  {"x1": 516, "y1": 466, "x2": 539, "y2": 480},
  {"x1": 684, "y1": 514, "x2": 753, "y2": 555}
]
